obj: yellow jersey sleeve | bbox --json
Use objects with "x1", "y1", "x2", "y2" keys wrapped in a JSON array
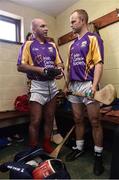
[
  {"x1": 90, "y1": 36, "x2": 103, "y2": 65},
  {"x1": 21, "y1": 41, "x2": 33, "y2": 65}
]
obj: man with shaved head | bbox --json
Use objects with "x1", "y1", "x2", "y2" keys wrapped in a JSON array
[{"x1": 17, "y1": 18, "x2": 64, "y2": 153}]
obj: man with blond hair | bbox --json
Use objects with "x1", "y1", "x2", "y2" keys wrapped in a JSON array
[{"x1": 64, "y1": 9, "x2": 104, "y2": 176}]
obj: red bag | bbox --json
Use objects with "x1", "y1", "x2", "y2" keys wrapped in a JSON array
[{"x1": 14, "y1": 95, "x2": 29, "y2": 112}]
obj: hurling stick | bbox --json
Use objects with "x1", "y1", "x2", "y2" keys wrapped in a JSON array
[
  {"x1": 50, "y1": 126, "x2": 75, "y2": 158},
  {"x1": 72, "y1": 84, "x2": 117, "y2": 105}
]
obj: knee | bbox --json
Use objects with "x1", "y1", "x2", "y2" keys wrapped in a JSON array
[
  {"x1": 74, "y1": 117, "x2": 84, "y2": 126},
  {"x1": 90, "y1": 117, "x2": 101, "y2": 128},
  {"x1": 30, "y1": 116, "x2": 40, "y2": 128},
  {"x1": 45, "y1": 114, "x2": 54, "y2": 126}
]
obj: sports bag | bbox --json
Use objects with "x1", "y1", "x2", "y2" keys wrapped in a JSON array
[{"x1": 0, "y1": 146, "x2": 70, "y2": 179}]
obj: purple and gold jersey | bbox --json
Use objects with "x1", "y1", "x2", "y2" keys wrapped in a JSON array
[
  {"x1": 17, "y1": 40, "x2": 62, "y2": 81},
  {"x1": 67, "y1": 32, "x2": 104, "y2": 81}
]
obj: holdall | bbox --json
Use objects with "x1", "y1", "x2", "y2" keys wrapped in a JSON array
[
  {"x1": 14, "y1": 146, "x2": 51, "y2": 163},
  {"x1": 0, "y1": 146, "x2": 70, "y2": 179},
  {"x1": 0, "y1": 161, "x2": 34, "y2": 179},
  {"x1": 32, "y1": 159, "x2": 70, "y2": 179}
]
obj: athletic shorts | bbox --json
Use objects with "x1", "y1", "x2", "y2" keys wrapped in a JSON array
[
  {"x1": 30, "y1": 80, "x2": 58, "y2": 105},
  {"x1": 68, "y1": 81, "x2": 95, "y2": 105}
]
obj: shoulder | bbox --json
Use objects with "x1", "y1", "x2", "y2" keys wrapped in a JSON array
[
  {"x1": 48, "y1": 42, "x2": 60, "y2": 53},
  {"x1": 69, "y1": 38, "x2": 78, "y2": 48},
  {"x1": 87, "y1": 32, "x2": 103, "y2": 43},
  {"x1": 23, "y1": 40, "x2": 34, "y2": 49},
  {"x1": 48, "y1": 41, "x2": 57, "y2": 48}
]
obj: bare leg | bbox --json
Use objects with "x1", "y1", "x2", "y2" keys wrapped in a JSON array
[
  {"x1": 71, "y1": 103, "x2": 85, "y2": 140},
  {"x1": 29, "y1": 101, "x2": 42, "y2": 147},
  {"x1": 65, "y1": 103, "x2": 85, "y2": 161},
  {"x1": 87, "y1": 102, "x2": 103, "y2": 147},
  {"x1": 43, "y1": 95, "x2": 57, "y2": 153},
  {"x1": 43, "y1": 95, "x2": 57, "y2": 139},
  {"x1": 52, "y1": 117, "x2": 63, "y2": 144},
  {"x1": 87, "y1": 102, "x2": 104, "y2": 176}
]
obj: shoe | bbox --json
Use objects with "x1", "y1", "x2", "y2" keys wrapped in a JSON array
[
  {"x1": 65, "y1": 147, "x2": 84, "y2": 162},
  {"x1": 12, "y1": 134, "x2": 24, "y2": 143},
  {"x1": 93, "y1": 152, "x2": 104, "y2": 176},
  {"x1": 6, "y1": 137, "x2": 13, "y2": 146}
]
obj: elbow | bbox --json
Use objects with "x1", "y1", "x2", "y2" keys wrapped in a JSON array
[{"x1": 17, "y1": 65, "x2": 22, "y2": 72}]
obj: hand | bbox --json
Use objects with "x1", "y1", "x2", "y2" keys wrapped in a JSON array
[
  {"x1": 43, "y1": 68, "x2": 62, "y2": 80},
  {"x1": 38, "y1": 67, "x2": 44, "y2": 75},
  {"x1": 55, "y1": 67, "x2": 64, "y2": 79},
  {"x1": 91, "y1": 85, "x2": 97, "y2": 96},
  {"x1": 63, "y1": 86, "x2": 70, "y2": 97}
]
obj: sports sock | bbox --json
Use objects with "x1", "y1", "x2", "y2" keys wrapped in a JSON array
[
  {"x1": 75, "y1": 140, "x2": 84, "y2": 150},
  {"x1": 94, "y1": 145, "x2": 103, "y2": 153},
  {"x1": 43, "y1": 138, "x2": 54, "y2": 153}
]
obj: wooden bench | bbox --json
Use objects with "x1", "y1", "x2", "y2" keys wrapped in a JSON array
[
  {"x1": 55, "y1": 107, "x2": 119, "y2": 133},
  {"x1": 0, "y1": 108, "x2": 118, "y2": 130},
  {"x1": 0, "y1": 110, "x2": 29, "y2": 128},
  {"x1": 100, "y1": 113, "x2": 119, "y2": 130},
  {"x1": 101, "y1": 114, "x2": 119, "y2": 124}
]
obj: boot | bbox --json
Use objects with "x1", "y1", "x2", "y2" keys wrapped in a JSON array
[{"x1": 93, "y1": 152, "x2": 104, "y2": 176}]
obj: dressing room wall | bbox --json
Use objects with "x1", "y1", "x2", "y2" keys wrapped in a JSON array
[
  {"x1": 0, "y1": 0, "x2": 56, "y2": 111},
  {"x1": 56, "y1": 0, "x2": 119, "y2": 96}
]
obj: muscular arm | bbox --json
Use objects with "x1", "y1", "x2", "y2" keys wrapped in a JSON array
[
  {"x1": 63, "y1": 66, "x2": 70, "y2": 94},
  {"x1": 65, "y1": 69, "x2": 70, "y2": 88},
  {"x1": 92, "y1": 62, "x2": 103, "y2": 93},
  {"x1": 17, "y1": 64, "x2": 44, "y2": 75}
]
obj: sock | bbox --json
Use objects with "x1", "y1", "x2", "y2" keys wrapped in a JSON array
[
  {"x1": 43, "y1": 138, "x2": 54, "y2": 153},
  {"x1": 94, "y1": 145, "x2": 103, "y2": 153},
  {"x1": 94, "y1": 145, "x2": 103, "y2": 155},
  {"x1": 53, "y1": 117, "x2": 58, "y2": 131},
  {"x1": 75, "y1": 140, "x2": 84, "y2": 150}
]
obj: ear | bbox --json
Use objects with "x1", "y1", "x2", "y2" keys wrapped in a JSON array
[
  {"x1": 81, "y1": 18, "x2": 84, "y2": 22},
  {"x1": 32, "y1": 31, "x2": 36, "y2": 35}
]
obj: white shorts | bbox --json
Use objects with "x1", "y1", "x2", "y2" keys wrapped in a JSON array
[
  {"x1": 68, "y1": 81, "x2": 95, "y2": 105},
  {"x1": 30, "y1": 80, "x2": 58, "y2": 105}
]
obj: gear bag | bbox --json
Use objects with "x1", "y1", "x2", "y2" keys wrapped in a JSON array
[{"x1": 0, "y1": 146, "x2": 70, "y2": 179}]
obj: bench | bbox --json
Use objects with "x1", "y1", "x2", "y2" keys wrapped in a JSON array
[
  {"x1": 101, "y1": 114, "x2": 119, "y2": 124},
  {"x1": 55, "y1": 107, "x2": 119, "y2": 135},
  {"x1": 0, "y1": 110, "x2": 29, "y2": 128},
  {"x1": 0, "y1": 108, "x2": 118, "y2": 130}
]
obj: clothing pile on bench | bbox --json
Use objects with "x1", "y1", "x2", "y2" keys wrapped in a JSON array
[{"x1": 100, "y1": 98, "x2": 119, "y2": 117}]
